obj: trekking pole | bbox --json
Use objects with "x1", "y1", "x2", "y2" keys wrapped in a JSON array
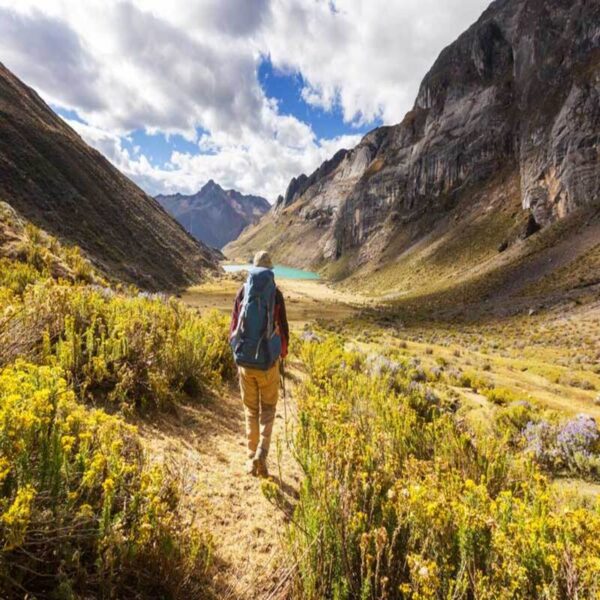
[
  {"x1": 280, "y1": 359, "x2": 290, "y2": 447},
  {"x1": 279, "y1": 358, "x2": 286, "y2": 400}
]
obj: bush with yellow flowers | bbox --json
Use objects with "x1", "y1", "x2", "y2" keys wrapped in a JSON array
[
  {"x1": 287, "y1": 334, "x2": 600, "y2": 599},
  {"x1": 1, "y1": 260, "x2": 234, "y2": 410},
  {"x1": 0, "y1": 361, "x2": 211, "y2": 598},
  {"x1": 42, "y1": 287, "x2": 234, "y2": 410},
  {"x1": 0, "y1": 235, "x2": 233, "y2": 597}
]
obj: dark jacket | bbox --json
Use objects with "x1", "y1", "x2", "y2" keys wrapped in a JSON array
[{"x1": 229, "y1": 286, "x2": 290, "y2": 358}]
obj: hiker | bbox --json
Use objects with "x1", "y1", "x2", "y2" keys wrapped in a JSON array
[{"x1": 229, "y1": 250, "x2": 289, "y2": 477}]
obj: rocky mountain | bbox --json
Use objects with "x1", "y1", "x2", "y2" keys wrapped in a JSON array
[
  {"x1": 156, "y1": 181, "x2": 270, "y2": 249},
  {"x1": 226, "y1": 0, "x2": 600, "y2": 302},
  {"x1": 0, "y1": 62, "x2": 218, "y2": 290}
]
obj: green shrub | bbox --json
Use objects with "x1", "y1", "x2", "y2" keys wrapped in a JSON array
[
  {"x1": 484, "y1": 387, "x2": 521, "y2": 406},
  {"x1": 0, "y1": 361, "x2": 211, "y2": 598},
  {"x1": 0, "y1": 240, "x2": 235, "y2": 596},
  {"x1": 1, "y1": 277, "x2": 234, "y2": 411},
  {"x1": 0, "y1": 258, "x2": 43, "y2": 295},
  {"x1": 286, "y1": 335, "x2": 600, "y2": 599},
  {"x1": 495, "y1": 401, "x2": 537, "y2": 437}
]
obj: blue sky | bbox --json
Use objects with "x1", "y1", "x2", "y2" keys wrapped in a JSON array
[
  {"x1": 258, "y1": 57, "x2": 380, "y2": 141},
  {"x1": 0, "y1": 0, "x2": 490, "y2": 201}
]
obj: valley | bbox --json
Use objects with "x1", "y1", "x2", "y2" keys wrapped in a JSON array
[
  {"x1": 0, "y1": 0, "x2": 599, "y2": 597},
  {"x1": 189, "y1": 272, "x2": 600, "y2": 422},
  {"x1": 1, "y1": 222, "x2": 598, "y2": 597},
  {"x1": 176, "y1": 272, "x2": 600, "y2": 597}
]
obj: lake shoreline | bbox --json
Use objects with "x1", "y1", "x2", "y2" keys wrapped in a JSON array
[{"x1": 221, "y1": 262, "x2": 321, "y2": 281}]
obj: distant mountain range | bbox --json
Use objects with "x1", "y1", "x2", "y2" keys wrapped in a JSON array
[
  {"x1": 0, "y1": 62, "x2": 218, "y2": 290},
  {"x1": 156, "y1": 181, "x2": 270, "y2": 249}
]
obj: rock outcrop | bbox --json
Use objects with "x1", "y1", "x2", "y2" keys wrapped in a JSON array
[
  {"x1": 227, "y1": 0, "x2": 600, "y2": 276},
  {"x1": 273, "y1": 149, "x2": 349, "y2": 212},
  {"x1": 0, "y1": 62, "x2": 218, "y2": 290},
  {"x1": 156, "y1": 181, "x2": 270, "y2": 249}
]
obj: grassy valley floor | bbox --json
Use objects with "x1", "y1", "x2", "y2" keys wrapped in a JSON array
[
  {"x1": 2, "y1": 214, "x2": 598, "y2": 598},
  {"x1": 173, "y1": 273, "x2": 599, "y2": 597}
]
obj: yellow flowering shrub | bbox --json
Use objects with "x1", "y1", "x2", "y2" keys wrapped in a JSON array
[
  {"x1": 288, "y1": 335, "x2": 600, "y2": 599},
  {"x1": 0, "y1": 222, "x2": 228, "y2": 596},
  {"x1": 1, "y1": 259, "x2": 234, "y2": 410},
  {"x1": 45, "y1": 289, "x2": 234, "y2": 409},
  {"x1": 0, "y1": 258, "x2": 43, "y2": 295},
  {"x1": 0, "y1": 361, "x2": 211, "y2": 597}
]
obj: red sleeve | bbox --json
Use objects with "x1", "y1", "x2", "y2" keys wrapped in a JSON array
[{"x1": 229, "y1": 287, "x2": 244, "y2": 339}]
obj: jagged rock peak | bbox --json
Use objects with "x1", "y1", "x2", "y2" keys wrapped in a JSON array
[
  {"x1": 275, "y1": 148, "x2": 350, "y2": 213},
  {"x1": 228, "y1": 0, "x2": 600, "y2": 275},
  {"x1": 156, "y1": 182, "x2": 270, "y2": 249}
]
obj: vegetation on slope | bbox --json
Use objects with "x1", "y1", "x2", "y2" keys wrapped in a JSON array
[
  {"x1": 2, "y1": 200, "x2": 599, "y2": 599},
  {"x1": 285, "y1": 332, "x2": 600, "y2": 599},
  {"x1": 0, "y1": 217, "x2": 233, "y2": 597},
  {"x1": 0, "y1": 63, "x2": 218, "y2": 290}
]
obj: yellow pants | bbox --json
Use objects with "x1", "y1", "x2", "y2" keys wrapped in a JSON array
[{"x1": 238, "y1": 360, "x2": 279, "y2": 460}]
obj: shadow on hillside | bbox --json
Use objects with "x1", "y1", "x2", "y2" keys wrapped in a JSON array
[{"x1": 370, "y1": 208, "x2": 600, "y2": 326}]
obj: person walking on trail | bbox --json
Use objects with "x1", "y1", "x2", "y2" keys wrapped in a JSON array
[{"x1": 229, "y1": 250, "x2": 289, "y2": 478}]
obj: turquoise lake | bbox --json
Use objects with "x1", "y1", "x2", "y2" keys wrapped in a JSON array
[{"x1": 222, "y1": 264, "x2": 320, "y2": 280}]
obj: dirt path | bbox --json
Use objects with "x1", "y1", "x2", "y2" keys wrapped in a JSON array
[
  {"x1": 135, "y1": 276, "x2": 362, "y2": 599},
  {"x1": 138, "y1": 380, "x2": 302, "y2": 599}
]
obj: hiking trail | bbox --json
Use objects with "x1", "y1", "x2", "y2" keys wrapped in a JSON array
[
  {"x1": 138, "y1": 278, "x2": 362, "y2": 598},
  {"x1": 138, "y1": 375, "x2": 302, "y2": 599}
]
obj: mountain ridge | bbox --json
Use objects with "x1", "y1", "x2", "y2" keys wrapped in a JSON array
[
  {"x1": 157, "y1": 180, "x2": 270, "y2": 249},
  {"x1": 0, "y1": 61, "x2": 218, "y2": 290}
]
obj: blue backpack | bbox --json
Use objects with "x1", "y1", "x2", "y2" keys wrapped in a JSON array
[{"x1": 230, "y1": 267, "x2": 282, "y2": 370}]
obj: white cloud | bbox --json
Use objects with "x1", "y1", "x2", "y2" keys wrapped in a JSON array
[
  {"x1": 68, "y1": 117, "x2": 362, "y2": 200},
  {"x1": 262, "y1": 0, "x2": 492, "y2": 125},
  {"x1": 0, "y1": 0, "x2": 491, "y2": 201}
]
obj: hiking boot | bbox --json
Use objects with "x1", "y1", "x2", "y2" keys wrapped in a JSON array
[
  {"x1": 245, "y1": 459, "x2": 257, "y2": 476},
  {"x1": 252, "y1": 448, "x2": 270, "y2": 478},
  {"x1": 252, "y1": 455, "x2": 269, "y2": 478},
  {"x1": 252, "y1": 456, "x2": 269, "y2": 478}
]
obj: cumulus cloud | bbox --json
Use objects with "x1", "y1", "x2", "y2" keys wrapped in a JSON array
[
  {"x1": 262, "y1": 0, "x2": 492, "y2": 125},
  {"x1": 0, "y1": 0, "x2": 490, "y2": 201},
  {"x1": 0, "y1": 7, "x2": 103, "y2": 111},
  {"x1": 68, "y1": 117, "x2": 362, "y2": 200}
]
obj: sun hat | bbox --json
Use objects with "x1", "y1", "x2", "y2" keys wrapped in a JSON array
[{"x1": 253, "y1": 250, "x2": 273, "y2": 269}]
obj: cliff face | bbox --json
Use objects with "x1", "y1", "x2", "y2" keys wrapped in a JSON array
[
  {"x1": 0, "y1": 62, "x2": 218, "y2": 290},
  {"x1": 226, "y1": 0, "x2": 600, "y2": 276},
  {"x1": 156, "y1": 181, "x2": 269, "y2": 249}
]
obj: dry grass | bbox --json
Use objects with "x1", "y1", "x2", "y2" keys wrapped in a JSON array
[
  {"x1": 182, "y1": 276, "x2": 367, "y2": 328},
  {"x1": 138, "y1": 380, "x2": 302, "y2": 599},
  {"x1": 174, "y1": 271, "x2": 600, "y2": 597}
]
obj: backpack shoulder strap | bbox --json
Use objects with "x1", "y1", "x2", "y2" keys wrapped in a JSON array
[{"x1": 232, "y1": 282, "x2": 250, "y2": 339}]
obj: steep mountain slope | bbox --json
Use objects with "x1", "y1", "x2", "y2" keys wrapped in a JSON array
[
  {"x1": 156, "y1": 180, "x2": 269, "y2": 249},
  {"x1": 0, "y1": 62, "x2": 218, "y2": 290},
  {"x1": 226, "y1": 0, "x2": 600, "y2": 302}
]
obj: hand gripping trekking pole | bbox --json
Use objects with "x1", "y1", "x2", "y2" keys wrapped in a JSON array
[{"x1": 279, "y1": 358, "x2": 286, "y2": 400}]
